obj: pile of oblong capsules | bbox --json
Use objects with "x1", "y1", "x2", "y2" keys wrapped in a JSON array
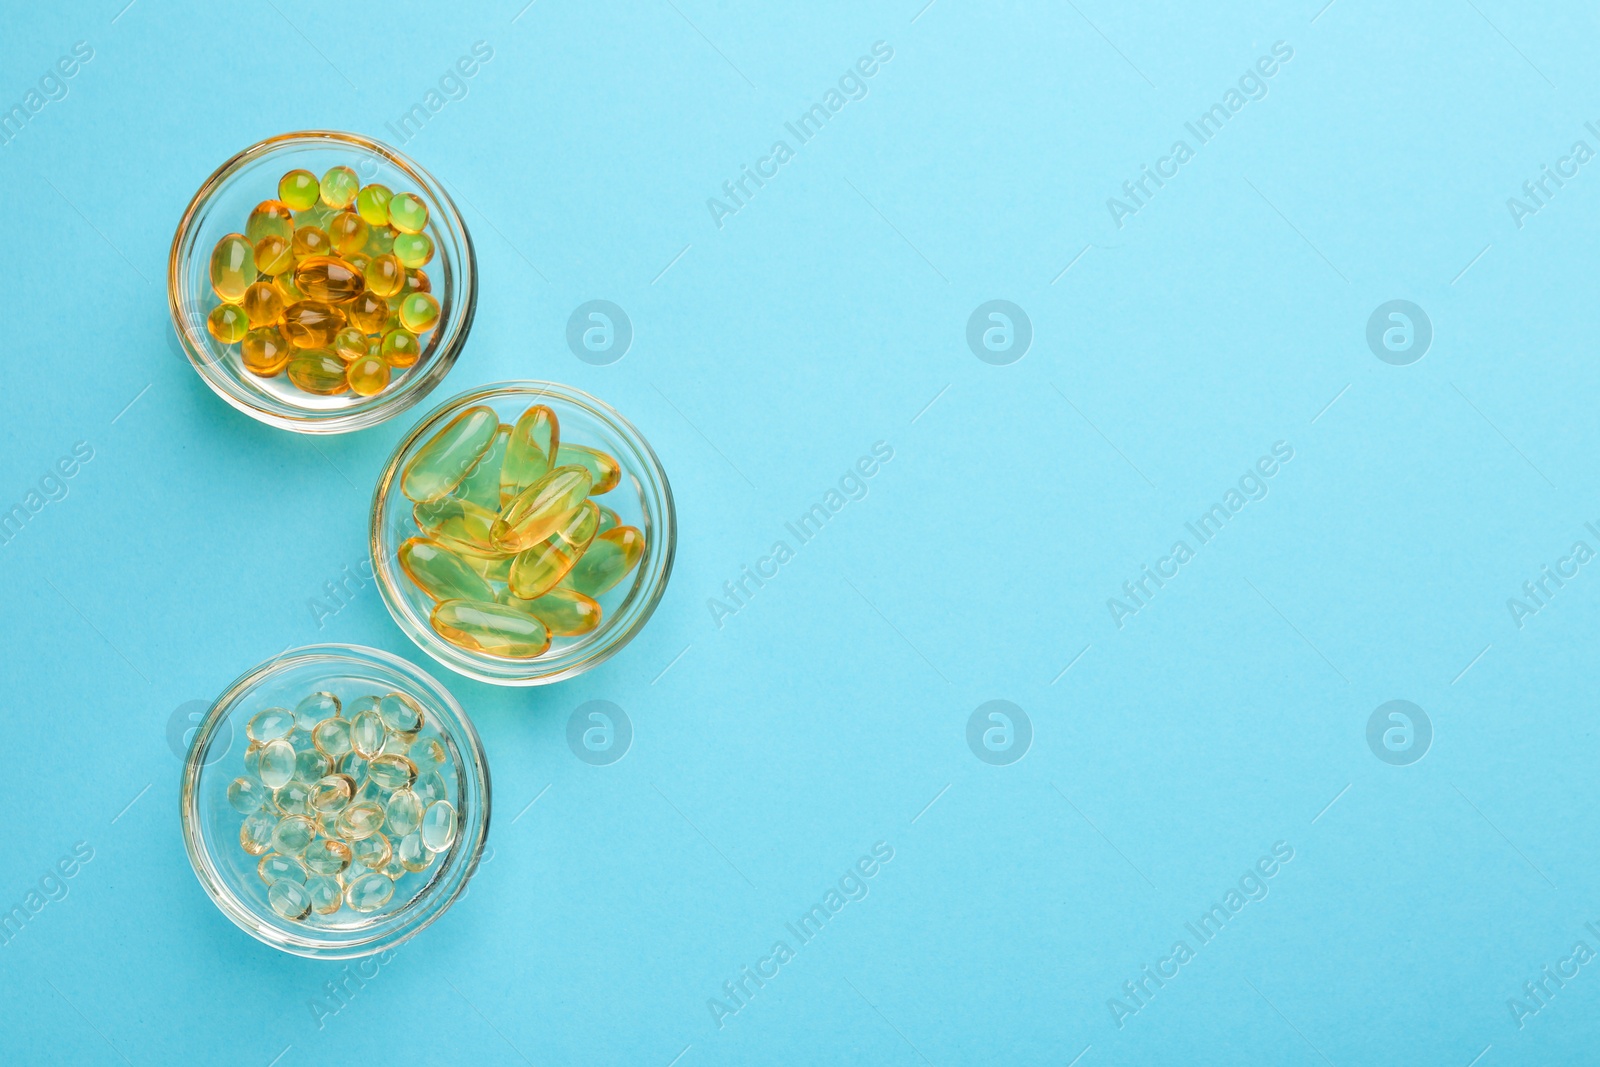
[
  {"x1": 228, "y1": 690, "x2": 459, "y2": 922},
  {"x1": 205, "y1": 166, "x2": 441, "y2": 398},
  {"x1": 398, "y1": 402, "x2": 646, "y2": 658}
]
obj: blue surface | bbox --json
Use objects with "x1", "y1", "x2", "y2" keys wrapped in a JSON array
[{"x1": 2, "y1": 1, "x2": 1598, "y2": 1063}]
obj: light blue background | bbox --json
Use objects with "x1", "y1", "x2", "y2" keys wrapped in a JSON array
[{"x1": 3, "y1": 0, "x2": 1598, "y2": 1063}]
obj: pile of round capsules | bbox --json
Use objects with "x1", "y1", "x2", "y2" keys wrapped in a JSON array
[
  {"x1": 228, "y1": 690, "x2": 460, "y2": 923},
  {"x1": 398, "y1": 402, "x2": 646, "y2": 659},
  {"x1": 204, "y1": 166, "x2": 441, "y2": 399}
]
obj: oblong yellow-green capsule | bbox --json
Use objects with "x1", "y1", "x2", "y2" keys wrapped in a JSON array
[
  {"x1": 507, "y1": 586, "x2": 602, "y2": 636},
  {"x1": 399, "y1": 538, "x2": 496, "y2": 602},
  {"x1": 209, "y1": 233, "x2": 256, "y2": 303},
  {"x1": 413, "y1": 497, "x2": 498, "y2": 553},
  {"x1": 507, "y1": 503, "x2": 598, "y2": 600},
  {"x1": 246, "y1": 200, "x2": 295, "y2": 245},
  {"x1": 320, "y1": 165, "x2": 359, "y2": 209},
  {"x1": 355, "y1": 183, "x2": 393, "y2": 226},
  {"x1": 453, "y1": 544, "x2": 515, "y2": 583},
  {"x1": 431, "y1": 600, "x2": 551, "y2": 658},
  {"x1": 306, "y1": 874, "x2": 342, "y2": 914},
  {"x1": 388, "y1": 192, "x2": 429, "y2": 234},
  {"x1": 500, "y1": 405, "x2": 558, "y2": 503},
  {"x1": 268, "y1": 879, "x2": 313, "y2": 920},
  {"x1": 279, "y1": 169, "x2": 321, "y2": 211},
  {"x1": 597, "y1": 506, "x2": 620, "y2": 533},
  {"x1": 344, "y1": 871, "x2": 394, "y2": 913},
  {"x1": 492, "y1": 466, "x2": 592, "y2": 552},
  {"x1": 566, "y1": 526, "x2": 647, "y2": 596},
  {"x1": 303, "y1": 837, "x2": 352, "y2": 876},
  {"x1": 555, "y1": 444, "x2": 622, "y2": 495},
  {"x1": 286, "y1": 352, "x2": 348, "y2": 395},
  {"x1": 454, "y1": 427, "x2": 507, "y2": 511},
  {"x1": 420, "y1": 800, "x2": 457, "y2": 853},
  {"x1": 402, "y1": 406, "x2": 499, "y2": 503}
]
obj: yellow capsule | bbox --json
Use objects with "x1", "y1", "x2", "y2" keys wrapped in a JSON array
[
  {"x1": 398, "y1": 292, "x2": 440, "y2": 333},
  {"x1": 337, "y1": 800, "x2": 386, "y2": 841},
  {"x1": 246, "y1": 200, "x2": 295, "y2": 245},
  {"x1": 281, "y1": 300, "x2": 347, "y2": 348},
  {"x1": 268, "y1": 879, "x2": 313, "y2": 920},
  {"x1": 352, "y1": 831, "x2": 392, "y2": 870},
  {"x1": 400, "y1": 537, "x2": 497, "y2": 602},
  {"x1": 319, "y1": 165, "x2": 360, "y2": 209},
  {"x1": 207, "y1": 303, "x2": 250, "y2": 344},
  {"x1": 259, "y1": 738, "x2": 296, "y2": 789},
  {"x1": 344, "y1": 870, "x2": 394, "y2": 913},
  {"x1": 347, "y1": 355, "x2": 390, "y2": 396},
  {"x1": 402, "y1": 405, "x2": 499, "y2": 503},
  {"x1": 398, "y1": 267, "x2": 431, "y2": 299},
  {"x1": 292, "y1": 225, "x2": 332, "y2": 259},
  {"x1": 274, "y1": 269, "x2": 306, "y2": 305},
  {"x1": 306, "y1": 874, "x2": 342, "y2": 914},
  {"x1": 420, "y1": 800, "x2": 457, "y2": 853},
  {"x1": 241, "y1": 281, "x2": 284, "y2": 327},
  {"x1": 294, "y1": 747, "x2": 332, "y2": 783},
  {"x1": 414, "y1": 497, "x2": 498, "y2": 552},
  {"x1": 492, "y1": 466, "x2": 593, "y2": 552},
  {"x1": 388, "y1": 192, "x2": 429, "y2": 233},
  {"x1": 364, "y1": 253, "x2": 404, "y2": 298},
  {"x1": 293, "y1": 255, "x2": 365, "y2": 303},
  {"x1": 393, "y1": 231, "x2": 434, "y2": 268},
  {"x1": 286, "y1": 352, "x2": 348, "y2": 395},
  {"x1": 500, "y1": 405, "x2": 559, "y2": 504},
  {"x1": 347, "y1": 291, "x2": 388, "y2": 333},
  {"x1": 275, "y1": 781, "x2": 312, "y2": 816},
  {"x1": 430, "y1": 599, "x2": 551, "y2": 658},
  {"x1": 566, "y1": 526, "x2": 647, "y2": 596},
  {"x1": 332, "y1": 326, "x2": 367, "y2": 362},
  {"x1": 597, "y1": 506, "x2": 620, "y2": 533},
  {"x1": 555, "y1": 444, "x2": 622, "y2": 495},
  {"x1": 508, "y1": 587, "x2": 603, "y2": 637},
  {"x1": 253, "y1": 234, "x2": 294, "y2": 276},
  {"x1": 397, "y1": 832, "x2": 433, "y2": 872},
  {"x1": 508, "y1": 504, "x2": 598, "y2": 599},
  {"x1": 328, "y1": 210, "x2": 369, "y2": 256},
  {"x1": 364, "y1": 224, "x2": 396, "y2": 257},
  {"x1": 258, "y1": 853, "x2": 307, "y2": 885},
  {"x1": 368, "y1": 753, "x2": 418, "y2": 792},
  {"x1": 381, "y1": 328, "x2": 421, "y2": 368},
  {"x1": 454, "y1": 544, "x2": 516, "y2": 583},
  {"x1": 240, "y1": 812, "x2": 276, "y2": 855},
  {"x1": 241, "y1": 327, "x2": 293, "y2": 376},
  {"x1": 228, "y1": 777, "x2": 267, "y2": 813},
  {"x1": 350, "y1": 710, "x2": 386, "y2": 760},
  {"x1": 309, "y1": 774, "x2": 357, "y2": 813},
  {"x1": 209, "y1": 233, "x2": 257, "y2": 303},
  {"x1": 279, "y1": 168, "x2": 321, "y2": 211},
  {"x1": 384, "y1": 789, "x2": 425, "y2": 837},
  {"x1": 455, "y1": 427, "x2": 507, "y2": 510},
  {"x1": 314, "y1": 716, "x2": 353, "y2": 758},
  {"x1": 272, "y1": 814, "x2": 317, "y2": 855},
  {"x1": 303, "y1": 836, "x2": 352, "y2": 876},
  {"x1": 355, "y1": 183, "x2": 393, "y2": 226}
]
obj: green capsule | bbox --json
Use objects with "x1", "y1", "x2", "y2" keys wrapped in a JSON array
[
  {"x1": 379, "y1": 692, "x2": 424, "y2": 736},
  {"x1": 275, "y1": 781, "x2": 312, "y2": 816},
  {"x1": 210, "y1": 233, "x2": 257, "y2": 303},
  {"x1": 456, "y1": 427, "x2": 507, "y2": 510},
  {"x1": 279, "y1": 169, "x2": 321, "y2": 211},
  {"x1": 286, "y1": 351, "x2": 349, "y2": 395},
  {"x1": 319, "y1": 165, "x2": 360, "y2": 209},
  {"x1": 555, "y1": 444, "x2": 622, "y2": 495},
  {"x1": 303, "y1": 837, "x2": 352, "y2": 876},
  {"x1": 268, "y1": 879, "x2": 313, "y2": 921},
  {"x1": 414, "y1": 497, "x2": 498, "y2": 554},
  {"x1": 259, "y1": 738, "x2": 296, "y2": 789},
  {"x1": 454, "y1": 544, "x2": 516, "y2": 584},
  {"x1": 344, "y1": 871, "x2": 395, "y2": 913},
  {"x1": 240, "y1": 812, "x2": 276, "y2": 855},
  {"x1": 310, "y1": 774, "x2": 357, "y2": 813},
  {"x1": 566, "y1": 526, "x2": 647, "y2": 597},
  {"x1": 351, "y1": 709, "x2": 387, "y2": 759},
  {"x1": 430, "y1": 599, "x2": 551, "y2": 658},
  {"x1": 294, "y1": 746, "x2": 333, "y2": 783},
  {"x1": 398, "y1": 292, "x2": 440, "y2": 332},
  {"x1": 246, "y1": 200, "x2": 295, "y2": 245},
  {"x1": 508, "y1": 587, "x2": 602, "y2": 637},
  {"x1": 228, "y1": 777, "x2": 266, "y2": 813},
  {"x1": 207, "y1": 303, "x2": 251, "y2": 344},
  {"x1": 500, "y1": 405, "x2": 558, "y2": 503},
  {"x1": 388, "y1": 192, "x2": 429, "y2": 234},
  {"x1": 397, "y1": 832, "x2": 433, "y2": 872},
  {"x1": 392, "y1": 231, "x2": 434, "y2": 268},
  {"x1": 508, "y1": 534, "x2": 584, "y2": 602},
  {"x1": 306, "y1": 874, "x2": 342, "y2": 915},
  {"x1": 368, "y1": 753, "x2": 418, "y2": 792},
  {"x1": 402, "y1": 406, "x2": 500, "y2": 503},
  {"x1": 258, "y1": 853, "x2": 307, "y2": 885},
  {"x1": 399, "y1": 538, "x2": 497, "y2": 603},
  {"x1": 597, "y1": 506, "x2": 620, "y2": 533},
  {"x1": 384, "y1": 788, "x2": 425, "y2": 837},
  {"x1": 420, "y1": 800, "x2": 458, "y2": 853},
  {"x1": 337, "y1": 800, "x2": 386, "y2": 840},
  {"x1": 355, "y1": 183, "x2": 393, "y2": 226},
  {"x1": 380, "y1": 327, "x2": 422, "y2": 368},
  {"x1": 492, "y1": 466, "x2": 592, "y2": 552},
  {"x1": 272, "y1": 815, "x2": 317, "y2": 855},
  {"x1": 352, "y1": 831, "x2": 392, "y2": 870},
  {"x1": 313, "y1": 717, "x2": 353, "y2": 759}
]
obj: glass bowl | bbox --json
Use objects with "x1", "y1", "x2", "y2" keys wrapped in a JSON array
[
  {"x1": 370, "y1": 382, "x2": 677, "y2": 685},
  {"x1": 180, "y1": 644, "x2": 490, "y2": 959},
  {"x1": 168, "y1": 130, "x2": 476, "y2": 433}
]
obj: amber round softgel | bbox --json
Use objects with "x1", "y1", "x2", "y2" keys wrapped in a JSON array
[{"x1": 230, "y1": 686, "x2": 458, "y2": 925}]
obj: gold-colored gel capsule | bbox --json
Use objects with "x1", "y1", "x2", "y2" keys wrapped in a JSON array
[
  {"x1": 258, "y1": 853, "x2": 306, "y2": 885},
  {"x1": 240, "y1": 812, "x2": 276, "y2": 855},
  {"x1": 268, "y1": 879, "x2": 313, "y2": 920},
  {"x1": 368, "y1": 753, "x2": 418, "y2": 792},
  {"x1": 303, "y1": 837, "x2": 352, "y2": 876},
  {"x1": 337, "y1": 800, "x2": 386, "y2": 840},
  {"x1": 388, "y1": 192, "x2": 429, "y2": 233},
  {"x1": 430, "y1": 600, "x2": 551, "y2": 659},
  {"x1": 272, "y1": 814, "x2": 317, "y2": 855},
  {"x1": 453, "y1": 427, "x2": 506, "y2": 511},
  {"x1": 209, "y1": 233, "x2": 257, "y2": 303},
  {"x1": 347, "y1": 291, "x2": 388, "y2": 333},
  {"x1": 384, "y1": 789, "x2": 424, "y2": 837},
  {"x1": 306, "y1": 874, "x2": 342, "y2": 914},
  {"x1": 501, "y1": 405, "x2": 558, "y2": 502},
  {"x1": 314, "y1": 716, "x2": 353, "y2": 758},
  {"x1": 393, "y1": 231, "x2": 433, "y2": 268},
  {"x1": 292, "y1": 225, "x2": 332, "y2": 259},
  {"x1": 207, "y1": 303, "x2": 250, "y2": 344},
  {"x1": 293, "y1": 255, "x2": 365, "y2": 303},
  {"x1": 398, "y1": 291, "x2": 440, "y2": 333},
  {"x1": 381, "y1": 328, "x2": 421, "y2": 368},
  {"x1": 281, "y1": 300, "x2": 346, "y2": 348},
  {"x1": 279, "y1": 169, "x2": 321, "y2": 211},
  {"x1": 399, "y1": 537, "x2": 497, "y2": 603},
  {"x1": 309, "y1": 774, "x2": 357, "y2": 813},
  {"x1": 348, "y1": 355, "x2": 390, "y2": 396},
  {"x1": 401, "y1": 405, "x2": 499, "y2": 503},
  {"x1": 259, "y1": 738, "x2": 296, "y2": 789},
  {"x1": 333, "y1": 326, "x2": 366, "y2": 362},
  {"x1": 420, "y1": 800, "x2": 457, "y2": 853},
  {"x1": 274, "y1": 270, "x2": 306, "y2": 305},
  {"x1": 509, "y1": 587, "x2": 602, "y2": 636},
  {"x1": 493, "y1": 467, "x2": 592, "y2": 552},
  {"x1": 508, "y1": 504, "x2": 597, "y2": 600},
  {"x1": 352, "y1": 831, "x2": 392, "y2": 870},
  {"x1": 328, "y1": 210, "x2": 369, "y2": 255},
  {"x1": 253, "y1": 234, "x2": 294, "y2": 276},
  {"x1": 397, "y1": 832, "x2": 432, "y2": 872},
  {"x1": 414, "y1": 497, "x2": 497, "y2": 552},
  {"x1": 286, "y1": 352, "x2": 348, "y2": 395},
  {"x1": 355, "y1": 183, "x2": 393, "y2": 226},
  {"x1": 351, "y1": 710, "x2": 386, "y2": 760},
  {"x1": 241, "y1": 281, "x2": 284, "y2": 327},
  {"x1": 566, "y1": 526, "x2": 647, "y2": 596},
  {"x1": 344, "y1": 871, "x2": 394, "y2": 913},
  {"x1": 555, "y1": 444, "x2": 622, "y2": 494},
  {"x1": 241, "y1": 327, "x2": 292, "y2": 377},
  {"x1": 364, "y1": 253, "x2": 404, "y2": 298},
  {"x1": 246, "y1": 200, "x2": 295, "y2": 245},
  {"x1": 275, "y1": 781, "x2": 312, "y2": 816},
  {"x1": 228, "y1": 777, "x2": 267, "y2": 813},
  {"x1": 319, "y1": 165, "x2": 359, "y2": 209},
  {"x1": 296, "y1": 691, "x2": 341, "y2": 728}
]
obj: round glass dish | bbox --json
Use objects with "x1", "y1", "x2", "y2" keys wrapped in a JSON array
[
  {"x1": 168, "y1": 130, "x2": 476, "y2": 433},
  {"x1": 370, "y1": 382, "x2": 677, "y2": 685},
  {"x1": 180, "y1": 644, "x2": 490, "y2": 959}
]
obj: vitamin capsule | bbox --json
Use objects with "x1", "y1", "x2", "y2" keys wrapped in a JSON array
[
  {"x1": 413, "y1": 769, "x2": 448, "y2": 806},
  {"x1": 272, "y1": 814, "x2": 317, "y2": 855},
  {"x1": 350, "y1": 709, "x2": 386, "y2": 760},
  {"x1": 566, "y1": 526, "x2": 647, "y2": 597},
  {"x1": 363, "y1": 224, "x2": 395, "y2": 257},
  {"x1": 397, "y1": 537, "x2": 496, "y2": 603},
  {"x1": 597, "y1": 506, "x2": 620, "y2": 533},
  {"x1": 253, "y1": 234, "x2": 294, "y2": 276},
  {"x1": 206, "y1": 303, "x2": 250, "y2": 344},
  {"x1": 246, "y1": 200, "x2": 295, "y2": 245},
  {"x1": 393, "y1": 231, "x2": 434, "y2": 268},
  {"x1": 431, "y1": 600, "x2": 551, "y2": 658},
  {"x1": 451, "y1": 544, "x2": 515, "y2": 583},
  {"x1": 281, "y1": 300, "x2": 346, "y2": 348},
  {"x1": 346, "y1": 291, "x2": 388, "y2": 333},
  {"x1": 555, "y1": 444, "x2": 622, "y2": 495},
  {"x1": 383, "y1": 787, "x2": 425, "y2": 837},
  {"x1": 209, "y1": 233, "x2": 257, "y2": 303},
  {"x1": 420, "y1": 800, "x2": 458, "y2": 853},
  {"x1": 349, "y1": 694, "x2": 381, "y2": 717},
  {"x1": 409, "y1": 735, "x2": 446, "y2": 766},
  {"x1": 498, "y1": 408, "x2": 557, "y2": 504},
  {"x1": 380, "y1": 328, "x2": 422, "y2": 368},
  {"x1": 292, "y1": 225, "x2": 332, "y2": 259},
  {"x1": 259, "y1": 738, "x2": 296, "y2": 788},
  {"x1": 275, "y1": 781, "x2": 313, "y2": 816},
  {"x1": 337, "y1": 800, "x2": 386, "y2": 840},
  {"x1": 293, "y1": 255, "x2": 365, "y2": 303},
  {"x1": 379, "y1": 692, "x2": 424, "y2": 736},
  {"x1": 388, "y1": 192, "x2": 429, "y2": 233},
  {"x1": 331, "y1": 326, "x2": 366, "y2": 362},
  {"x1": 444, "y1": 427, "x2": 502, "y2": 510},
  {"x1": 228, "y1": 777, "x2": 267, "y2": 813},
  {"x1": 295, "y1": 690, "x2": 341, "y2": 728},
  {"x1": 328, "y1": 210, "x2": 369, "y2": 256},
  {"x1": 309, "y1": 774, "x2": 357, "y2": 813},
  {"x1": 344, "y1": 871, "x2": 394, "y2": 913},
  {"x1": 268, "y1": 879, "x2": 313, "y2": 920},
  {"x1": 508, "y1": 510, "x2": 594, "y2": 600},
  {"x1": 274, "y1": 270, "x2": 307, "y2": 305},
  {"x1": 241, "y1": 281, "x2": 285, "y2": 327},
  {"x1": 306, "y1": 874, "x2": 342, "y2": 914},
  {"x1": 355, "y1": 183, "x2": 393, "y2": 226},
  {"x1": 402, "y1": 405, "x2": 499, "y2": 503},
  {"x1": 314, "y1": 716, "x2": 353, "y2": 758},
  {"x1": 363, "y1": 253, "x2": 404, "y2": 298},
  {"x1": 294, "y1": 747, "x2": 332, "y2": 785},
  {"x1": 396, "y1": 832, "x2": 432, "y2": 872},
  {"x1": 492, "y1": 466, "x2": 593, "y2": 552},
  {"x1": 319, "y1": 165, "x2": 360, "y2": 209},
  {"x1": 352, "y1": 831, "x2": 393, "y2": 870},
  {"x1": 510, "y1": 587, "x2": 602, "y2": 636},
  {"x1": 340, "y1": 752, "x2": 367, "y2": 781},
  {"x1": 243, "y1": 742, "x2": 263, "y2": 779},
  {"x1": 414, "y1": 497, "x2": 498, "y2": 552},
  {"x1": 286, "y1": 352, "x2": 349, "y2": 395},
  {"x1": 303, "y1": 837, "x2": 352, "y2": 876},
  {"x1": 368, "y1": 753, "x2": 418, "y2": 792},
  {"x1": 278, "y1": 168, "x2": 321, "y2": 211},
  {"x1": 240, "y1": 812, "x2": 276, "y2": 855},
  {"x1": 347, "y1": 355, "x2": 390, "y2": 397},
  {"x1": 398, "y1": 291, "x2": 440, "y2": 333},
  {"x1": 240, "y1": 327, "x2": 292, "y2": 377},
  {"x1": 258, "y1": 853, "x2": 307, "y2": 885},
  {"x1": 399, "y1": 267, "x2": 431, "y2": 298}
]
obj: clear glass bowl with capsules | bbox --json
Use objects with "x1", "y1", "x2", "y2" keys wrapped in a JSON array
[
  {"x1": 180, "y1": 644, "x2": 490, "y2": 958},
  {"x1": 370, "y1": 382, "x2": 677, "y2": 685}
]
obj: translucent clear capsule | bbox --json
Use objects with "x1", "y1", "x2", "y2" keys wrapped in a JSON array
[
  {"x1": 258, "y1": 853, "x2": 307, "y2": 885},
  {"x1": 302, "y1": 837, "x2": 352, "y2": 876},
  {"x1": 566, "y1": 527, "x2": 647, "y2": 597},
  {"x1": 368, "y1": 754, "x2": 418, "y2": 792},
  {"x1": 409, "y1": 736, "x2": 446, "y2": 767},
  {"x1": 350, "y1": 709, "x2": 387, "y2": 760},
  {"x1": 228, "y1": 777, "x2": 267, "y2": 813},
  {"x1": 259, "y1": 738, "x2": 296, "y2": 789},
  {"x1": 384, "y1": 788, "x2": 425, "y2": 837},
  {"x1": 397, "y1": 832, "x2": 433, "y2": 872},
  {"x1": 309, "y1": 774, "x2": 357, "y2": 813},
  {"x1": 268, "y1": 879, "x2": 313, "y2": 921},
  {"x1": 314, "y1": 717, "x2": 353, "y2": 758},
  {"x1": 492, "y1": 466, "x2": 592, "y2": 552},
  {"x1": 306, "y1": 874, "x2": 343, "y2": 915},
  {"x1": 510, "y1": 587, "x2": 602, "y2": 637},
  {"x1": 337, "y1": 800, "x2": 386, "y2": 840},
  {"x1": 344, "y1": 871, "x2": 394, "y2": 913},
  {"x1": 294, "y1": 745, "x2": 332, "y2": 783},
  {"x1": 402, "y1": 406, "x2": 499, "y2": 503},
  {"x1": 413, "y1": 769, "x2": 448, "y2": 806},
  {"x1": 554, "y1": 444, "x2": 622, "y2": 495},
  {"x1": 240, "y1": 812, "x2": 276, "y2": 855},
  {"x1": 430, "y1": 600, "x2": 551, "y2": 659},
  {"x1": 352, "y1": 832, "x2": 392, "y2": 870},
  {"x1": 420, "y1": 800, "x2": 458, "y2": 853},
  {"x1": 500, "y1": 405, "x2": 558, "y2": 503},
  {"x1": 247, "y1": 706, "x2": 296, "y2": 743},
  {"x1": 210, "y1": 233, "x2": 257, "y2": 302},
  {"x1": 340, "y1": 752, "x2": 367, "y2": 781},
  {"x1": 379, "y1": 693, "x2": 424, "y2": 736},
  {"x1": 348, "y1": 695, "x2": 381, "y2": 718},
  {"x1": 399, "y1": 538, "x2": 496, "y2": 603},
  {"x1": 274, "y1": 781, "x2": 312, "y2": 816},
  {"x1": 414, "y1": 497, "x2": 498, "y2": 554},
  {"x1": 381, "y1": 858, "x2": 409, "y2": 881},
  {"x1": 272, "y1": 815, "x2": 317, "y2": 855}
]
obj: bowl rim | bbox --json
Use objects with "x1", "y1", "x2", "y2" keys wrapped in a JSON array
[
  {"x1": 369, "y1": 381, "x2": 678, "y2": 686},
  {"x1": 179, "y1": 642, "x2": 491, "y2": 959},
  {"x1": 167, "y1": 129, "x2": 477, "y2": 435}
]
